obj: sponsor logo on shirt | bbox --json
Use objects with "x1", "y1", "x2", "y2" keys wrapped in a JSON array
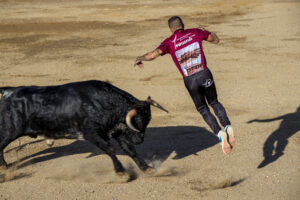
[
  {"x1": 175, "y1": 42, "x2": 203, "y2": 76},
  {"x1": 171, "y1": 34, "x2": 177, "y2": 46},
  {"x1": 172, "y1": 33, "x2": 196, "y2": 49},
  {"x1": 175, "y1": 37, "x2": 193, "y2": 49}
]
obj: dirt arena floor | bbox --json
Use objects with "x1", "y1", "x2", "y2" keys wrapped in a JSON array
[{"x1": 0, "y1": 0, "x2": 299, "y2": 199}]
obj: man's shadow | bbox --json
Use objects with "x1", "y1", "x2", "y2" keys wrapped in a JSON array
[
  {"x1": 11, "y1": 126, "x2": 219, "y2": 169},
  {"x1": 248, "y1": 106, "x2": 300, "y2": 168}
]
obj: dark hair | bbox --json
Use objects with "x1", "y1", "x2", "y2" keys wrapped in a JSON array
[{"x1": 168, "y1": 16, "x2": 184, "y2": 29}]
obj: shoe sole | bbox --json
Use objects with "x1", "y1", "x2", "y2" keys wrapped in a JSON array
[
  {"x1": 220, "y1": 132, "x2": 231, "y2": 155},
  {"x1": 225, "y1": 126, "x2": 235, "y2": 149}
]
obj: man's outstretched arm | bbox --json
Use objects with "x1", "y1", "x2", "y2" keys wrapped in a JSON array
[
  {"x1": 207, "y1": 32, "x2": 219, "y2": 44},
  {"x1": 134, "y1": 49, "x2": 162, "y2": 67}
]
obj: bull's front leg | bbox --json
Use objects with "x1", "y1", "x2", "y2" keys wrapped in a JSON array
[
  {"x1": 84, "y1": 133, "x2": 127, "y2": 176},
  {"x1": 0, "y1": 131, "x2": 16, "y2": 170},
  {"x1": 0, "y1": 151, "x2": 7, "y2": 170},
  {"x1": 117, "y1": 138, "x2": 154, "y2": 174}
]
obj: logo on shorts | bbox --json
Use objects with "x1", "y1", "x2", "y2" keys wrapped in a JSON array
[{"x1": 203, "y1": 79, "x2": 213, "y2": 88}]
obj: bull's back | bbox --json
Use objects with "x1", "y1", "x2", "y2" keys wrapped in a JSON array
[{"x1": 6, "y1": 80, "x2": 137, "y2": 107}]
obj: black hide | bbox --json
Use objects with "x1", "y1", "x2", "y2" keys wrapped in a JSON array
[{"x1": 0, "y1": 80, "x2": 153, "y2": 174}]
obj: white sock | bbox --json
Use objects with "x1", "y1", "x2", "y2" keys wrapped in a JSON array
[{"x1": 217, "y1": 131, "x2": 223, "y2": 139}]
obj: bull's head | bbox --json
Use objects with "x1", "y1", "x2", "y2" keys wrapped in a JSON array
[{"x1": 125, "y1": 96, "x2": 168, "y2": 144}]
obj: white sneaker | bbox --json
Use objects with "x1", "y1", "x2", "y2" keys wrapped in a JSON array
[
  {"x1": 218, "y1": 131, "x2": 231, "y2": 155},
  {"x1": 225, "y1": 125, "x2": 235, "y2": 149}
]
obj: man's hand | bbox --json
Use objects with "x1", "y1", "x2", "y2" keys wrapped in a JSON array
[
  {"x1": 134, "y1": 56, "x2": 145, "y2": 68},
  {"x1": 134, "y1": 49, "x2": 161, "y2": 68},
  {"x1": 207, "y1": 32, "x2": 219, "y2": 44}
]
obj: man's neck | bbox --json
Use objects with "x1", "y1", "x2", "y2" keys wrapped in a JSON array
[{"x1": 173, "y1": 28, "x2": 184, "y2": 34}]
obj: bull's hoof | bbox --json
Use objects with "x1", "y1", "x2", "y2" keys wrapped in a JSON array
[
  {"x1": 143, "y1": 167, "x2": 155, "y2": 175},
  {"x1": 116, "y1": 171, "x2": 130, "y2": 182}
]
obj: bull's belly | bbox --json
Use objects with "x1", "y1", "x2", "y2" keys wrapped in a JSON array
[
  {"x1": 25, "y1": 128, "x2": 84, "y2": 140},
  {"x1": 44, "y1": 131, "x2": 84, "y2": 139}
]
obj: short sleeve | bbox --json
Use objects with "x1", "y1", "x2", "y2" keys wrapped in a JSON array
[
  {"x1": 197, "y1": 28, "x2": 211, "y2": 41},
  {"x1": 157, "y1": 38, "x2": 169, "y2": 56}
]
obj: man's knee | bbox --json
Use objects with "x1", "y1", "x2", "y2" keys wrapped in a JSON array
[
  {"x1": 207, "y1": 98, "x2": 219, "y2": 106},
  {"x1": 197, "y1": 105, "x2": 210, "y2": 115}
]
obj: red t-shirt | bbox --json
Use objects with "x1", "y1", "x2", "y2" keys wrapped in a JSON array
[{"x1": 157, "y1": 28, "x2": 210, "y2": 77}]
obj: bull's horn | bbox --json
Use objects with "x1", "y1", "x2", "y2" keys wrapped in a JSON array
[
  {"x1": 146, "y1": 96, "x2": 169, "y2": 113},
  {"x1": 126, "y1": 109, "x2": 140, "y2": 132}
]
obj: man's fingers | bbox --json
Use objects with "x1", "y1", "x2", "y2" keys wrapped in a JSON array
[
  {"x1": 134, "y1": 60, "x2": 139, "y2": 67},
  {"x1": 134, "y1": 59, "x2": 144, "y2": 68},
  {"x1": 137, "y1": 63, "x2": 144, "y2": 68},
  {"x1": 134, "y1": 57, "x2": 140, "y2": 67}
]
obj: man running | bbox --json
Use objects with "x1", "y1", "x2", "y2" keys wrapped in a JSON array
[{"x1": 134, "y1": 16, "x2": 235, "y2": 154}]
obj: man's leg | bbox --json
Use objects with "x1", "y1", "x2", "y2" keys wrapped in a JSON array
[
  {"x1": 204, "y1": 69, "x2": 234, "y2": 148},
  {"x1": 184, "y1": 75, "x2": 221, "y2": 135},
  {"x1": 184, "y1": 74, "x2": 231, "y2": 154}
]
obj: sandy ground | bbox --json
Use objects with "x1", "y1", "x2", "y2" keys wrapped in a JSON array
[{"x1": 0, "y1": 0, "x2": 300, "y2": 199}]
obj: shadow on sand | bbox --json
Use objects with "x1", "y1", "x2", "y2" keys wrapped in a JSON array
[
  {"x1": 8, "y1": 126, "x2": 218, "y2": 169},
  {"x1": 248, "y1": 106, "x2": 300, "y2": 168}
]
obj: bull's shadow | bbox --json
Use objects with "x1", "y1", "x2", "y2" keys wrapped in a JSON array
[
  {"x1": 138, "y1": 126, "x2": 219, "y2": 161},
  {"x1": 11, "y1": 126, "x2": 218, "y2": 169},
  {"x1": 248, "y1": 106, "x2": 300, "y2": 168}
]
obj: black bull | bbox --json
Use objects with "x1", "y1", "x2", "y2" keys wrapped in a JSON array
[{"x1": 0, "y1": 80, "x2": 168, "y2": 176}]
